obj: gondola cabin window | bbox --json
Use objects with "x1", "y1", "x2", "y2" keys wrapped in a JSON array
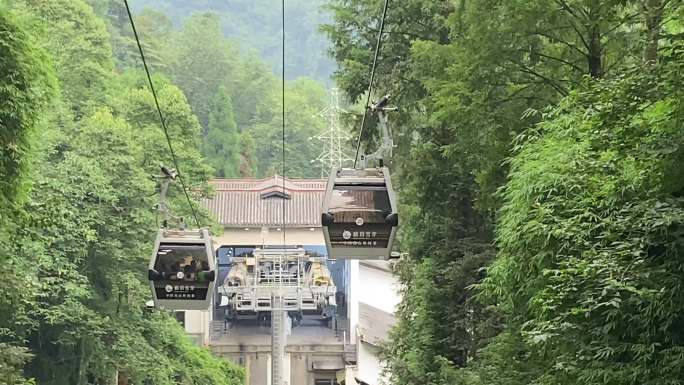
[
  {"x1": 152, "y1": 243, "x2": 212, "y2": 300},
  {"x1": 321, "y1": 167, "x2": 398, "y2": 260},
  {"x1": 328, "y1": 185, "x2": 392, "y2": 248},
  {"x1": 148, "y1": 229, "x2": 216, "y2": 310}
]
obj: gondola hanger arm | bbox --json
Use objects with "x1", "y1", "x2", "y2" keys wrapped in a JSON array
[
  {"x1": 155, "y1": 164, "x2": 185, "y2": 230},
  {"x1": 360, "y1": 94, "x2": 397, "y2": 169}
]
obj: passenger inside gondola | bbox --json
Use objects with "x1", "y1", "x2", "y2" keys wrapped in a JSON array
[
  {"x1": 183, "y1": 259, "x2": 196, "y2": 281},
  {"x1": 197, "y1": 261, "x2": 212, "y2": 282},
  {"x1": 154, "y1": 245, "x2": 209, "y2": 282},
  {"x1": 148, "y1": 229, "x2": 215, "y2": 309}
]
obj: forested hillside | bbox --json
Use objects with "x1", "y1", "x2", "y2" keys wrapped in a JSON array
[
  {"x1": 130, "y1": 0, "x2": 335, "y2": 82},
  {"x1": 103, "y1": 1, "x2": 332, "y2": 179},
  {"x1": 0, "y1": 0, "x2": 244, "y2": 383},
  {"x1": 325, "y1": 0, "x2": 684, "y2": 384}
]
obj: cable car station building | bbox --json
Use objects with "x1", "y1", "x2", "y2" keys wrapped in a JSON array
[{"x1": 192, "y1": 175, "x2": 353, "y2": 385}]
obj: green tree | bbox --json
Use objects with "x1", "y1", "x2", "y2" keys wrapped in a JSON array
[
  {"x1": 21, "y1": 104, "x2": 243, "y2": 384},
  {"x1": 0, "y1": 1, "x2": 246, "y2": 383},
  {"x1": 204, "y1": 86, "x2": 241, "y2": 178},
  {"x1": 132, "y1": 0, "x2": 336, "y2": 82},
  {"x1": 167, "y1": 12, "x2": 241, "y2": 129},
  {"x1": 112, "y1": 71, "x2": 214, "y2": 222},
  {"x1": 103, "y1": 3, "x2": 174, "y2": 72},
  {"x1": 16, "y1": 0, "x2": 114, "y2": 117},
  {"x1": 247, "y1": 77, "x2": 327, "y2": 178},
  {"x1": 239, "y1": 130, "x2": 257, "y2": 177},
  {"x1": 0, "y1": 3, "x2": 55, "y2": 383},
  {"x1": 325, "y1": 1, "x2": 682, "y2": 384},
  {"x1": 100, "y1": 6, "x2": 333, "y2": 181},
  {"x1": 0, "y1": 1, "x2": 55, "y2": 209},
  {"x1": 486, "y1": 40, "x2": 684, "y2": 385}
]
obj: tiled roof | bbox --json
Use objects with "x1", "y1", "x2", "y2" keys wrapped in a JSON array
[
  {"x1": 358, "y1": 302, "x2": 396, "y2": 346},
  {"x1": 201, "y1": 175, "x2": 326, "y2": 227}
]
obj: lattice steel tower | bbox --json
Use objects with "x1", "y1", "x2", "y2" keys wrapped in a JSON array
[{"x1": 312, "y1": 88, "x2": 353, "y2": 177}]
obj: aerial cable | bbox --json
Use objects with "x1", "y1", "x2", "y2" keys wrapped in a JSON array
[
  {"x1": 123, "y1": 0, "x2": 201, "y2": 228},
  {"x1": 281, "y1": 0, "x2": 287, "y2": 247},
  {"x1": 352, "y1": 0, "x2": 391, "y2": 168}
]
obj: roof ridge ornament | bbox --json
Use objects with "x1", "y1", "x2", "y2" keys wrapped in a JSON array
[{"x1": 261, "y1": 189, "x2": 292, "y2": 200}]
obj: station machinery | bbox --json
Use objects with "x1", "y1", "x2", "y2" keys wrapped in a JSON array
[{"x1": 218, "y1": 248, "x2": 336, "y2": 318}]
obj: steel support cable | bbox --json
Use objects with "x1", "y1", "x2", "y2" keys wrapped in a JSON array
[
  {"x1": 123, "y1": 0, "x2": 200, "y2": 228},
  {"x1": 274, "y1": 9, "x2": 287, "y2": 385},
  {"x1": 281, "y1": 0, "x2": 287, "y2": 247},
  {"x1": 353, "y1": 0, "x2": 391, "y2": 168}
]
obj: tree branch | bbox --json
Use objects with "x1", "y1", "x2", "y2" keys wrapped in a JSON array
[
  {"x1": 366, "y1": 27, "x2": 434, "y2": 41},
  {"x1": 554, "y1": 0, "x2": 585, "y2": 22},
  {"x1": 566, "y1": 17, "x2": 591, "y2": 52},
  {"x1": 505, "y1": 59, "x2": 569, "y2": 96},
  {"x1": 601, "y1": 12, "x2": 640, "y2": 38},
  {"x1": 490, "y1": 84, "x2": 535, "y2": 105},
  {"x1": 531, "y1": 30, "x2": 589, "y2": 59},
  {"x1": 603, "y1": 58, "x2": 623, "y2": 75},
  {"x1": 522, "y1": 49, "x2": 586, "y2": 74}
]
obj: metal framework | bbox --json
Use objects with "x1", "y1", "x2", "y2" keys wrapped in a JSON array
[
  {"x1": 155, "y1": 165, "x2": 186, "y2": 229},
  {"x1": 359, "y1": 94, "x2": 397, "y2": 168},
  {"x1": 220, "y1": 247, "x2": 336, "y2": 385},
  {"x1": 219, "y1": 248, "x2": 336, "y2": 313},
  {"x1": 312, "y1": 88, "x2": 353, "y2": 177}
]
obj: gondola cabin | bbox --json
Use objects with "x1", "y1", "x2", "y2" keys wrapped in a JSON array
[
  {"x1": 321, "y1": 167, "x2": 398, "y2": 260},
  {"x1": 148, "y1": 229, "x2": 216, "y2": 310}
]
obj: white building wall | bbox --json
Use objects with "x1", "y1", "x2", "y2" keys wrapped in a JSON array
[
  {"x1": 351, "y1": 261, "x2": 401, "y2": 385},
  {"x1": 358, "y1": 262, "x2": 401, "y2": 313},
  {"x1": 348, "y1": 260, "x2": 360, "y2": 344},
  {"x1": 283, "y1": 353, "x2": 291, "y2": 385},
  {"x1": 183, "y1": 310, "x2": 212, "y2": 345},
  {"x1": 213, "y1": 227, "x2": 324, "y2": 247},
  {"x1": 358, "y1": 343, "x2": 385, "y2": 385}
]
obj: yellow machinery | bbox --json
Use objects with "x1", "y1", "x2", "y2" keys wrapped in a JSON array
[{"x1": 308, "y1": 260, "x2": 333, "y2": 287}]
